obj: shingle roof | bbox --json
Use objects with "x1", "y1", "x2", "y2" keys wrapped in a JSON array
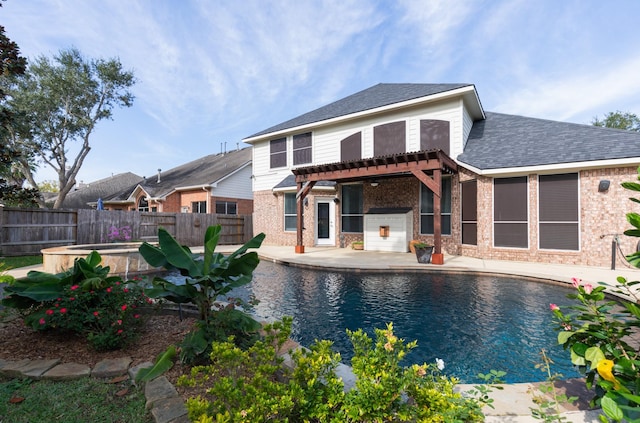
[
  {"x1": 247, "y1": 83, "x2": 473, "y2": 138},
  {"x1": 458, "y1": 112, "x2": 640, "y2": 170},
  {"x1": 106, "y1": 147, "x2": 252, "y2": 201},
  {"x1": 273, "y1": 174, "x2": 336, "y2": 190},
  {"x1": 60, "y1": 172, "x2": 143, "y2": 209}
]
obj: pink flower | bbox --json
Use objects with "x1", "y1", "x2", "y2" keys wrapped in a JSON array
[
  {"x1": 93, "y1": 311, "x2": 99, "y2": 317},
  {"x1": 550, "y1": 303, "x2": 559, "y2": 311},
  {"x1": 121, "y1": 305, "x2": 127, "y2": 311},
  {"x1": 146, "y1": 298, "x2": 153, "y2": 304},
  {"x1": 123, "y1": 288, "x2": 129, "y2": 293},
  {"x1": 117, "y1": 329, "x2": 123, "y2": 335},
  {"x1": 39, "y1": 318, "x2": 46, "y2": 325},
  {"x1": 117, "y1": 319, "x2": 122, "y2": 325},
  {"x1": 70, "y1": 285, "x2": 79, "y2": 291},
  {"x1": 106, "y1": 287, "x2": 112, "y2": 293},
  {"x1": 571, "y1": 277, "x2": 582, "y2": 288},
  {"x1": 69, "y1": 297, "x2": 75, "y2": 301},
  {"x1": 46, "y1": 309, "x2": 54, "y2": 315},
  {"x1": 583, "y1": 283, "x2": 593, "y2": 294},
  {"x1": 115, "y1": 281, "x2": 121, "y2": 286},
  {"x1": 384, "y1": 342, "x2": 393, "y2": 351},
  {"x1": 59, "y1": 308, "x2": 67, "y2": 314},
  {"x1": 134, "y1": 314, "x2": 140, "y2": 319}
]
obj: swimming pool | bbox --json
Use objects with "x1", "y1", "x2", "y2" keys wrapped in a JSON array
[{"x1": 229, "y1": 260, "x2": 581, "y2": 384}]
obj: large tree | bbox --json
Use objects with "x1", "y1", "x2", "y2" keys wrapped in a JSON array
[
  {"x1": 592, "y1": 111, "x2": 640, "y2": 132},
  {"x1": 0, "y1": 24, "x2": 39, "y2": 207},
  {"x1": 7, "y1": 48, "x2": 136, "y2": 208}
]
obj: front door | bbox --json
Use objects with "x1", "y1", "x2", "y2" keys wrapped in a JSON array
[{"x1": 315, "y1": 199, "x2": 335, "y2": 246}]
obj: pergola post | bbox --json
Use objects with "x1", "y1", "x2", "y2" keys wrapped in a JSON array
[
  {"x1": 431, "y1": 168, "x2": 444, "y2": 265},
  {"x1": 295, "y1": 181, "x2": 315, "y2": 254}
]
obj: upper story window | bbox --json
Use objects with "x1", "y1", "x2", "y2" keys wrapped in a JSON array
[
  {"x1": 270, "y1": 138, "x2": 287, "y2": 168},
  {"x1": 374, "y1": 121, "x2": 406, "y2": 156},
  {"x1": 293, "y1": 132, "x2": 312, "y2": 165}
]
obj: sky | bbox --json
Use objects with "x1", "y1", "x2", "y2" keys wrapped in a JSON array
[{"x1": 3, "y1": 0, "x2": 640, "y2": 185}]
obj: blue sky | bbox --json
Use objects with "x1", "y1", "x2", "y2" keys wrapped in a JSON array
[{"x1": 4, "y1": 0, "x2": 640, "y2": 184}]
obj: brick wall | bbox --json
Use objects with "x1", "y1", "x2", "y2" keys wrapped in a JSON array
[
  {"x1": 213, "y1": 196, "x2": 254, "y2": 215},
  {"x1": 253, "y1": 166, "x2": 640, "y2": 267}
]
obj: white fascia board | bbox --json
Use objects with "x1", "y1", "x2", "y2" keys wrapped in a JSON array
[
  {"x1": 459, "y1": 157, "x2": 640, "y2": 177},
  {"x1": 272, "y1": 185, "x2": 336, "y2": 193},
  {"x1": 244, "y1": 86, "x2": 481, "y2": 144}
]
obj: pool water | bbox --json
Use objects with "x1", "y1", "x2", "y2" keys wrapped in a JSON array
[{"x1": 237, "y1": 261, "x2": 583, "y2": 383}]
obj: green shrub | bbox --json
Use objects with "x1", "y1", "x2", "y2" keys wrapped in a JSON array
[
  {"x1": 1, "y1": 251, "x2": 150, "y2": 351},
  {"x1": 179, "y1": 318, "x2": 494, "y2": 422}
]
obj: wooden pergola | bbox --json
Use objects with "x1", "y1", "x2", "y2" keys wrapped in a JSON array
[{"x1": 291, "y1": 150, "x2": 458, "y2": 264}]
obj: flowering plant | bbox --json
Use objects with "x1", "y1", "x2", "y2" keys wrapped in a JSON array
[
  {"x1": 25, "y1": 277, "x2": 150, "y2": 351},
  {"x1": 106, "y1": 225, "x2": 132, "y2": 243}
]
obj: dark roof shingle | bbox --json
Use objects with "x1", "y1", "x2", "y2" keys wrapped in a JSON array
[
  {"x1": 247, "y1": 83, "x2": 473, "y2": 138},
  {"x1": 458, "y1": 112, "x2": 640, "y2": 170}
]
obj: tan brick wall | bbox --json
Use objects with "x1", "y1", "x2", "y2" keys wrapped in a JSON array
[{"x1": 253, "y1": 166, "x2": 640, "y2": 267}]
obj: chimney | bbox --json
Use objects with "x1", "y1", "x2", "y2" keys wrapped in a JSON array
[{"x1": 157, "y1": 169, "x2": 161, "y2": 183}]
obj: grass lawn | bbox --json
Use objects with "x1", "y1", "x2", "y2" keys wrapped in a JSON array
[
  {"x1": 0, "y1": 255, "x2": 43, "y2": 270},
  {"x1": 0, "y1": 376, "x2": 152, "y2": 423}
]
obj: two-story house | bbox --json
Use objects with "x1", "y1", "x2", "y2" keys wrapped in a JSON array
[{"x1": 244, "y1": 83, "x2": 640, "y2": 267}]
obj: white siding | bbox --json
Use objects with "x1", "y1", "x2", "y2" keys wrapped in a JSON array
[
  {"x1": 251, "y1": 96, "x2": 470, "y2": 192},
  {"x1": 213, "y1": 164, "x2": 253, "y2": 199},
  {"x1": 363, "y1": 211, "x2": 413, "y2": 252},
  {"x1": 461, "y1": 103, "x2": 474, "y2": 154}
]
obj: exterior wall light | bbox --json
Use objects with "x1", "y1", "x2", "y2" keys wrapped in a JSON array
[{"x1": 598, "y1": 180, "x2": 610, "y2": 192}]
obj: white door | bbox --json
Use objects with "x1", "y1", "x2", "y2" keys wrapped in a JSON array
[{"x1": 315, "y1": 199, "x2": 335, "y2": 246}]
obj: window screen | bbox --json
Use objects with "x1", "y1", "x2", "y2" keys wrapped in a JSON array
[
  {"x1": 461, "y1": 180, "x2": 477, "y2": 245},
  {"x1": 270, "y1": 138, "x2": 287, "y2": 168},
  {"x1": 539, "y1": 173, "x2": 579, "y2": 250},
  {"x1": 341, "y1": 132, "x2": 362, "y2": 161},
  {"x1": 494, "y1": 177, "x2": 528, "y2": 248},
  {"x1": 420, "y1": 120, "x2": 450, "y2": 154},
  {"x1": 374, "y1": 121, "x2": 406, "y2": 156},
  {"x1": 293, "y1": 132, "x2": 312, "y2": 165}
]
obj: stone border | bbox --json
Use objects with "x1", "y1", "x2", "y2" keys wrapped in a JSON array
[{"x1": 0, "y1": 357, "x2": 188, "y2": 423}]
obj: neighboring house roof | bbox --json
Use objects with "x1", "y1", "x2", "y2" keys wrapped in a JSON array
[
  {"x1": 59, "y1": 172, "x2": 143, "y2": 209},
  {"x1": 459, "y1": 112, "x2": 640, "y2": 171},
  {"x1": 106, "y1": 147, "x2": 252, "y2": 202},
  {"x1": 246, "y1": 83, "x2": 476, "y2": 139}
]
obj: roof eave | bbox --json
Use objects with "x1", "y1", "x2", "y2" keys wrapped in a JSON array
[
  {"x1": 244, "y1": 85, "x2": 481, "y2": 144},
  {"x1": 458, "y1": 157, "x2": 640, "y2": 177}
]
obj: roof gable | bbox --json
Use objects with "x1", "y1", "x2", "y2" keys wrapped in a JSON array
[
  {"x1": 459, "y1": 112, "x2": 640, "y2": 171},
  {"x1": 59, "y1": 172, "x2": 143, "y2": 208},
  {"x1": 246, "y1": 83, "x2": 476, "y2": 139}
]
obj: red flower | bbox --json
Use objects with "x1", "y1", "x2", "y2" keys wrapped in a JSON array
[
  {"x1": 115, "y1": 281, "x2": 121, "y2": 285},
  {"x1": 117, "y1": 329, "x2": 123, "y2": 335},
  {"x1": 70, "y1": 285, "x2": 79, "y2": 291},
  {"x1": 46, "y1": 309, "x2": 54, "y2": 315},
  {"x1": 549, "y1": 303, "x2": 559, "y2": 311},
  {"x1": 123, "y1": 288, "x2": 129, "y2": 293},
  {"x1": 60, "y1": 308, "x2": 67, "y2": 314},
  {"x1": 106, "y1": 287, "x2": 112, "y2": 293},
  {"x1": 69, "y1": 297, "x2": 75, "y2": 301},
  {"x1": 117, "y1": 319, "x2": 122, "y2": 325},
  {"x1": 93, "y1": 311, "x2": 99, "y2": 317},
  {"x1": 121, "y1": 305, "x2": 127, "y2": 311},
  {"x1": 39, "y1": 318, "x2": 46, "y2": 325},
  {"x1": 134, "y1": 314, "x2": 140, "y2": 319}
]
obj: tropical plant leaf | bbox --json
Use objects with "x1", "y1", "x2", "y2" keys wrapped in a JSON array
[
  {"x1": 621, "y1": 182, "x2": 640, "y2": 192},
  {"x1": 601, "y1": 395, "x2": 624, "y2": 422},
  {"x1": 138, "y1": 242, "x2": 169, "y2": 268},
  {"x1": 203, "y1": 225, "x2": 221, "y2": 272},
  {"x1": 226, "y1": 233, "x2": 265, "y2": 261},
  {"x1": 157, "y1": 228, "x2": 202, "y2": 277},
  {"x1": 135, "y1": 345, "x2": 177, "y2": 382}
]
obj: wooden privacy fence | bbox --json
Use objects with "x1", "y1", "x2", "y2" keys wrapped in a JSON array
[{"x1": 0, "y1": 206, "x2": 253, "y2": 257}]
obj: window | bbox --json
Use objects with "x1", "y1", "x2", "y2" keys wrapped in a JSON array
[
  {"x1": 137, "y1": 197, "x2": 149, "y2": 212},
  {"x1": 539, "y1": 173, "x2": 579, "y2": 250},
  {"x1": 374, "y1": 121, "x2": 406, "y2": 156},
  {"x1": 270, "y1": 138, "x2": 287, "y2": 168},
  {"x1": 494, "y1": 177, "x2": 528, "y2": 248},
  {"x1": 420, "y1": 176, "x2": 452, "y2": 235},
  {"x1": 341, "y1": 184, "x2": 363, "y2": 232},
  {"x1": 461, "y1": 180, "x2": 477, "y2": 245},
  {"x1": 192, "y1": 201, "x2": 207, "y2": 213},
  {"x1": 420, "y1": 120, "x2": 450, "y2": 154},
  {"x1": 293, "y1": 132, "x2": 312, "y2": 165},
  {"x1": 341, "y1": 132, "x2": 362, "y2": 161},
  {"x1": 215, "y1": 201, "x2": 237, "y2": 215},
  {"x1": 284, "y1": 193, "x2": 297, "y2": 231}
]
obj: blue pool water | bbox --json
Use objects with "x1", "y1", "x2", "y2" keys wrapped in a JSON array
[{"x1": 207, "y1": 261, "x2": 581, "y2": 383}]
